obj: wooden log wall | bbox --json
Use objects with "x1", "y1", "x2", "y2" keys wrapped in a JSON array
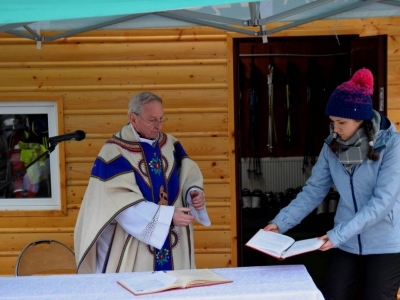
[
  {"x1": 1, "y1": 16, "x2": 400, "y2": 277},
  {"x1": 0, "y1": 27, "x2": 235, "y2": 276}
]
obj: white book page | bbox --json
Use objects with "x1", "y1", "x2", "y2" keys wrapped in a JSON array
[
  {"x1": 119, "y1": 272, "x2": 177, "y2": 294},
  {"x1": 283, "y1": 238, "x2": 325, "y2": 258},
  {"x1": 246, "y1": 230, "x2": 295, "y2": 255}
]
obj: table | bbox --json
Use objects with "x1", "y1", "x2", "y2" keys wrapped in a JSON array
[{"x1": 0, "y1": 265, "x2": 324, "y2": 300}]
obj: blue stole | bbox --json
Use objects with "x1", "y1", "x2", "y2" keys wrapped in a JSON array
[{"x1": 135, "y1": 140, "x2": 181, "y2": 271}]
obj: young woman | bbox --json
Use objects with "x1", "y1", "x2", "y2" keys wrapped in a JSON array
[{"x1": 264, "y1": 68, "x2": 400, "y2": 300}]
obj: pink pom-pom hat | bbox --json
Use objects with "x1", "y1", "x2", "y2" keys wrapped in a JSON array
[{"x1": 325, "y1": 68, "x2": 374, "y2": 120}]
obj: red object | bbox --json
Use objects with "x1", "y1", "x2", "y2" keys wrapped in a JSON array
[{"x1": 8, "y1": 150, "x2": 36, "y2": 198}]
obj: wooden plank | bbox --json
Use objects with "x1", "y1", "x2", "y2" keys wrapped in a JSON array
[
  {"x1": 0, "y1": 58, "x2": 226, "y2": 69},
  {"x1": 0, "y1": 65, "x2": 227, "y2": 87},
  {"x1": 0, "y1": 209, "x2": 79, "y2": 229},
  {"x1": 67, "y1": 186, "x2": 86, "y2": 206},
  {"x1": 261, "y1": 17, "x2": 399, "y2": 37},
  {"x1": 0, "y1": 233, "x2": 74, "y2": 252},
  {"x1": 205, "y1": 183, "x2": 231, "y2": 198},
  {"x1": 0, "y1": 257, "x2": 16, "y2": 276},
  {"x1": 62, "y1": 89, "x2": 228, "y2": 111},
  {"x1": 388, "y1": 35, "x2": 400, "y2": 61},
  {"x1": 64, "y1": 113, "x2": 228, "y2": 135},
  {"x1": 388, "y1": 61, "x2": 400, "y2": 84},
  {"x1": 0, "y1": 27, "x2": 227, "y2": 45},
  {"x1": 199, "y1": 207, "x2": 231, "y2": 226},
  {"x1": 0, "y1": 59, "x2": 228, "y2": 69},
  {"x1": 195, "y1": 253, "x2": 232, "y2": 269},
  {"x1": 194, "y1": 231, "x2": 231, "y2": 250},
  {"x1": 388, "y1": 85, "x2": 400, "y2": 109},
  {"x1": 0, "y1": 41, "x2": 227, "y2": 63},
  {"x1": 77, "y1": 27, "x2": 227, "y2": 38},
  {"x1": 65, "y1": 136, "x2": 229, "y2": 159},
  {"x1": 387, "y1": 109, "x2": 400, "y2": 132}
]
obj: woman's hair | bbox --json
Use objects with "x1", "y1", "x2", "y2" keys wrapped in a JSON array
[
  {"x1": 328, "y1": 120, "x2": 380, "y2": 161},
  {"x1": 127, "y1": 92, "x2": 163, "y2": 117},
  {"x1": 363, "y1": 120, "x2": 380, "y2": 161},
  {"x1": 328, "y1": 134, "x2": 340, "y2": 153}
]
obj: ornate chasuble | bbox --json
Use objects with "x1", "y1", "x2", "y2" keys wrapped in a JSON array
[{"x1": 74, "y1": 125, "x2": 201, "y2": 274}]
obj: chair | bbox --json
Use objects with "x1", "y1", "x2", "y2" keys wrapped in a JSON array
[{"x1": 15, "y1": 239, "x2": 77, "y2": 276}]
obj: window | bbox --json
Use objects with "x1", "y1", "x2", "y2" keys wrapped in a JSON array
[{"x1": 0, "y1": 98, "x2": 65, "y2": 213}]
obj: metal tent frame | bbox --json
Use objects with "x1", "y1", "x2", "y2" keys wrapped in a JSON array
[{"x1": 1, "y1": 0, "x2": 400, "y2": 43}]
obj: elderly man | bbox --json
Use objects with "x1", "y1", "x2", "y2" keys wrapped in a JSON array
[{"x1": 74, "y1": 92, "x2": 210, "y2": 274}]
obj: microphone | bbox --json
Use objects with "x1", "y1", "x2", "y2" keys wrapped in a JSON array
[{"x1": 49, "y1": 130, "x2": 86, "y2": 144}]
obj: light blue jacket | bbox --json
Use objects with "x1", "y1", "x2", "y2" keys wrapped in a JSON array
[{"x1": 272, "y1": 114, "x2": 400, "y2": 255}]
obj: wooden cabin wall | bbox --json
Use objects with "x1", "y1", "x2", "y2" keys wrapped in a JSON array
[
  {"x1": 0, "y1": 27, "x2": 235, "y2": 276},
  {"x1": 0, "y1": 16, "x2": 400, "y2": 276}
]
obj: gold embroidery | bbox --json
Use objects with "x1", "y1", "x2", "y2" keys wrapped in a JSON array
[{"x1": 158, "y1": 186, "x2": 168, "y2": 205}]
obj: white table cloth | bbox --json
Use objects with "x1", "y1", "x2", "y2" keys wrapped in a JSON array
[{"x1": 0, "y1": 264, "x2": 324, "y2": 300}]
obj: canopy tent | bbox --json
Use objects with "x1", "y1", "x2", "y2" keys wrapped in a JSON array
[{"x1": 1, "y1": 0, "x2": 400, "y2": 43}]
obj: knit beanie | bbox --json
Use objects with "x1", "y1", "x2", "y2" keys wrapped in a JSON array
[{"x1": 325, "y1": 68, "x2": 374, "y2": 120}]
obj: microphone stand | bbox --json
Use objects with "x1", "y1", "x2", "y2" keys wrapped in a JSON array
[{"x1": 0, "y1": 142, "x2": 58, "y2": 192}]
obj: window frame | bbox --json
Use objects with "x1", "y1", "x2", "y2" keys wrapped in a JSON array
[{"x1": 0, "y1": 96, "x2": 66, "y2": 216}]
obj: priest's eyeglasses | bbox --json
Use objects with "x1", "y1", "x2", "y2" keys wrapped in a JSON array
[{"x1": 135, "y1": 113, "x2": 168, "y2": 127}]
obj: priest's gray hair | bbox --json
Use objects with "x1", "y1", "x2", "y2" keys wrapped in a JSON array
[{"x1": 128, "y1": 92, "x2": 163, "y2": 117}]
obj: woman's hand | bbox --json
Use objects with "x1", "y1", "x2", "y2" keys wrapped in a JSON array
[
  {"x1": 318, "y1": 234, "x2": 334, "y2": 251},
  {"x1": 263, "y1": 223, "x2": 280, "y2": 233}
]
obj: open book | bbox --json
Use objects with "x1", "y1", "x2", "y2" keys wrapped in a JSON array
[
  {"x1": 246, "y1": 229, "x2": 326, "y2": 260},
  {"x1": 117, "y1": 268, "x2": 232, "y2": 295}
]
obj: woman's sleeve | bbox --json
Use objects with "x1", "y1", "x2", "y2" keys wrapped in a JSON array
[{"x1": 272, "y1": 144, "x2": 334, "y2": 234}]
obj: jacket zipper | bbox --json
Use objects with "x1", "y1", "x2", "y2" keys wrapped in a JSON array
[{"x1": 350, "y1": 173, "x2": 362, "y2": 254}]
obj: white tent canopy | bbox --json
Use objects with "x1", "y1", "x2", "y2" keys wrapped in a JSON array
[{"x1": 1, "y1": 0, "x2": 400, "y2": 42}]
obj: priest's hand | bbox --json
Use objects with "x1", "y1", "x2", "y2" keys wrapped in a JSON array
[
  {"x1": 173, "y1": 207, "x2": 195, "y2": 227},
  {"x1": 190, "y1": 190, "x2": 205, "y2": 210}
]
